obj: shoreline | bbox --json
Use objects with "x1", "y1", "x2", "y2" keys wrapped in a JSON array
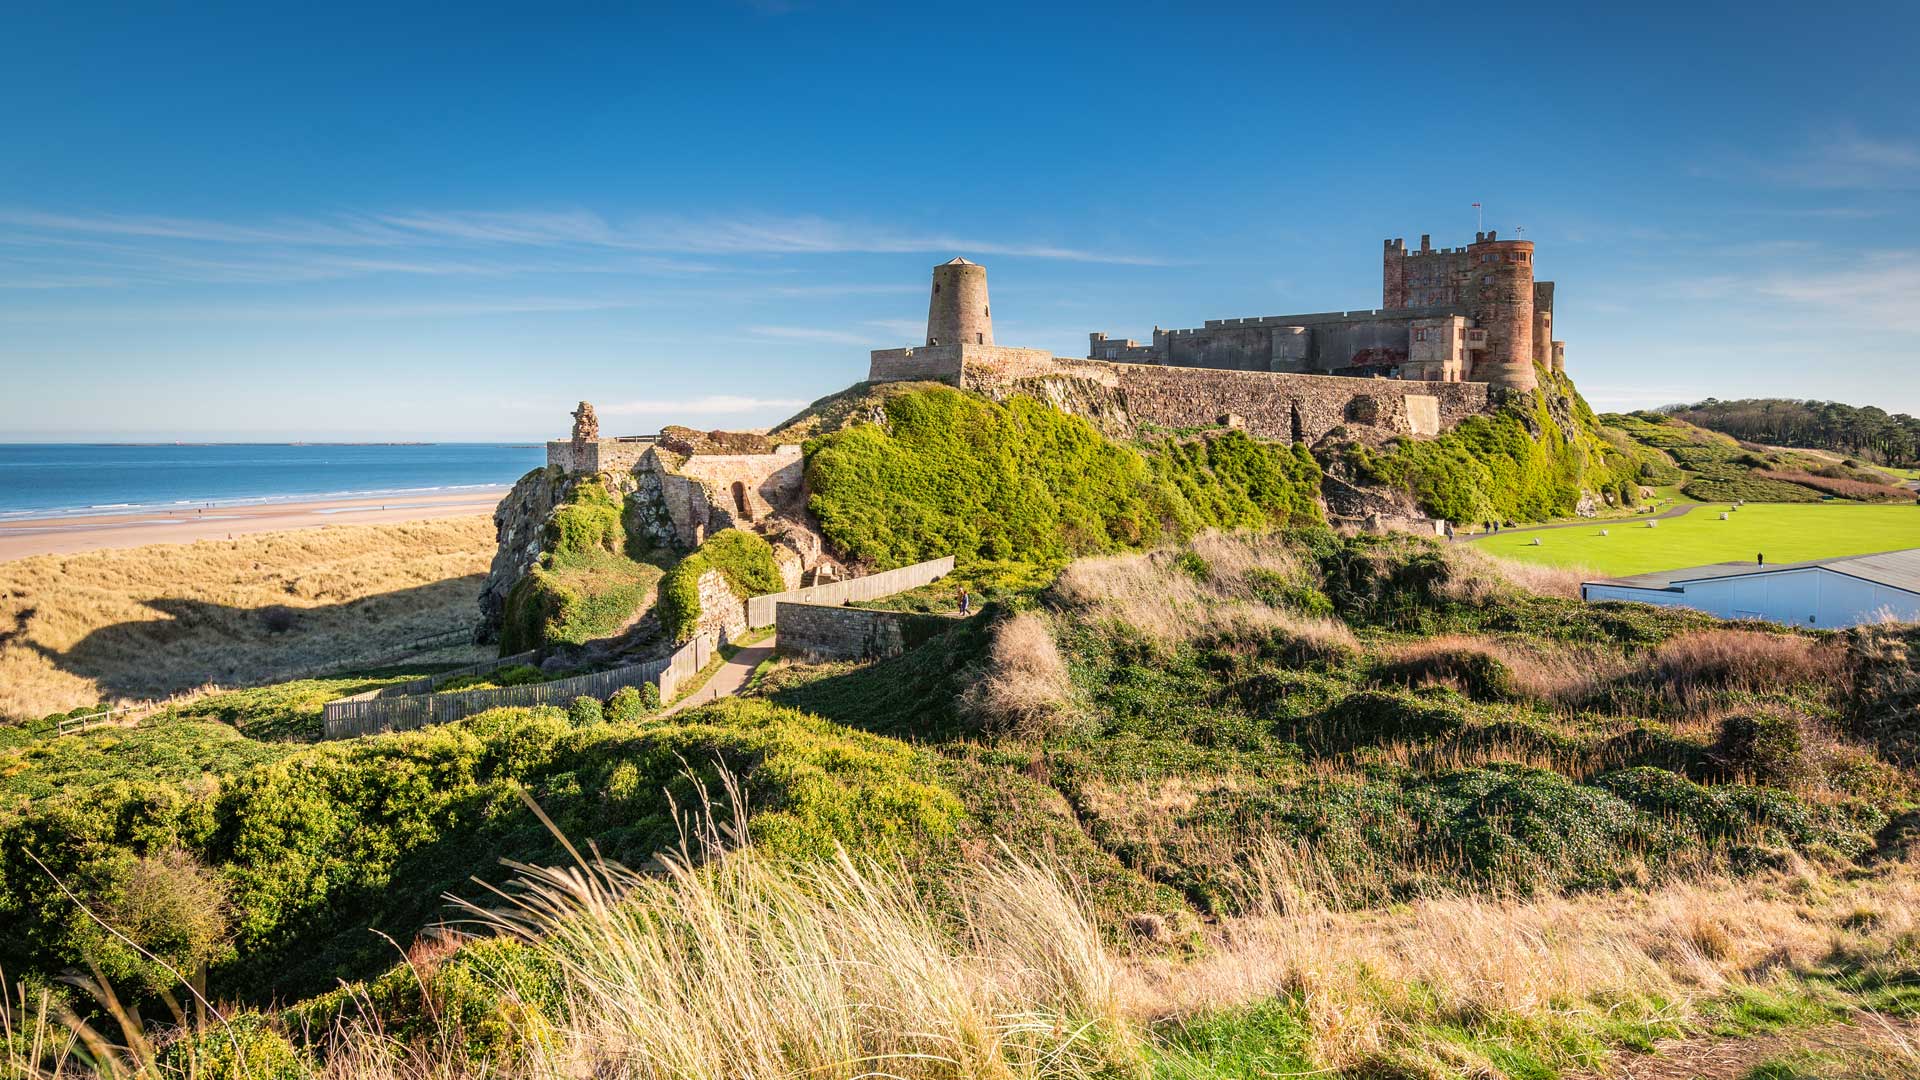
[{"x1": 0, "y1": 489, "x2": 508, "y2": 562}]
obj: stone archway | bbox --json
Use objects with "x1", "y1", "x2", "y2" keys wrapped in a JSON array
[{"x1": 731, "y1": 481, "x2": 751, "y2": 520}]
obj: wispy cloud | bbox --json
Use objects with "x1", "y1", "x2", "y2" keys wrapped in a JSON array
[
  {"x1": 601, "y1": 394, "x2": 807, "y2": 415},
  {"x1": 0, "y1": 206, "x2": 1164, "y2": 292},
  {"x1": 1681, "y1": 251, "x2": 1920, "y2": 333},
  {"x1": 1697, "y1": 127, "x2": 1920, "y2": 191},
  {"x1": 745, "y1": 324, "x2": 880, "y2": 346}
]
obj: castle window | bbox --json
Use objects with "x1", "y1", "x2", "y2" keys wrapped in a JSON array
[
  {"x1": 933, "y1": 283, "x2": 940, "y2": 294},
  {"x1": 976, "y1": 333, "x2": 984, "y2": 344}
]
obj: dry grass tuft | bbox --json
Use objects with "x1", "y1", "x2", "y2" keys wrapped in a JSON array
[
  {"x1": 1440, "y1": 542, "x2": 1597, "y2": 601},
  {"x1": 1052, "y1": 532, "x2": 1356, "y2": 656},
  {"x1": 1647, "y1": 628, "x2": 1839, "y2": 712},
  {"x1": 964, "y1": 611, "x2": 1080, "y2": 740},
  {"x1": 1376, "y1": 632, "x2": 1620, "y2": 705},
  {"x1": 0, "y1": 519, "x2": 495, "y2": 719},
  {"x1": 1125, "y1": 841, "x2": 1920, "y2": 1074},
  {"x1": 451, "y1": 819, "x2": 1127, "y2": 1080}
]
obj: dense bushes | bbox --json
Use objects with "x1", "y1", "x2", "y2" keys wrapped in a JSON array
[
  {"x1": 658, "y1": 529, "x2": 785, "y2": 643},
  {"x1": 0, "y1": 700, "x2": 962, "y2": 1005},
  {"x1": 803, "y1": 386, "x2": 1321, "y2": 568}
]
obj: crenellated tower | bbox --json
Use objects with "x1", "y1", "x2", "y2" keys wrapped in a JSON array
[{"x1": 1464, "y1": 231, "x2": 1537, "y2": 393}]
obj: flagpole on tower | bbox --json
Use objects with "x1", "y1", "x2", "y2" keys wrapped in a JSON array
[{"x1": 1473, "y1": 202, "x2": 1483, "y2": 231}]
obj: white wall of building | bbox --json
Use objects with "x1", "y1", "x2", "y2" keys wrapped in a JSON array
[{"x1": 1583, "y1": 567, "x2": 1920, "y2": 628}]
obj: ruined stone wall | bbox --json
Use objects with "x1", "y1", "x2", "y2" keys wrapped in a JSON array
[
  {"x1": 673, "y1": 445, "x2": 804, "y2": 525},
  {"x1": 1109, "y1": 366, "x2": 1487, "y2": 442},
  {"x1": 1153, "y1": 306, "x2": 1464, "y2": 376},
  {"x1": 693, "y1": 569, "x2": 748, "y2": 643},
  {"x1": 774, "y1": 602, "x2": 954, "y2": 663},
  {"x1": 546, "y1": 438, "x2": 655, "y2": 475}
]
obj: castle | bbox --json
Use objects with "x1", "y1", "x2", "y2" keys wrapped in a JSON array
[
  {"x1": 1085, "y1": 232, "x2": 1565, "y2": 392},
  {"x1": 865, "y1": 230, "x2": 1567, "y2": 446}
]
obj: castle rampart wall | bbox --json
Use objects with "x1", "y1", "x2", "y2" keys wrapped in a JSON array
[
  {"x1": 953, "y1": 350, "x2": 1488, "y2": 444},
  {"x1": 546, "y1": 437, "x2": 656, "y2": 475}
]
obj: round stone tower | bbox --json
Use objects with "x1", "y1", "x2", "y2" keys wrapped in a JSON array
[
  {"x1": 1466, "y1": 232, "x2": 1537, "y2": 393},
  {"x1": 925, "y1": 257, "x2": 993, "y2": 347}
]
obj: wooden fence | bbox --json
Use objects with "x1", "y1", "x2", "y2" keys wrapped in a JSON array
[
  {"x1": 321, "y1": 635, "x2": 715, "y2": 740},
  {"x1": 746, "y1": 556, "x2": 955, "y2": 628}
]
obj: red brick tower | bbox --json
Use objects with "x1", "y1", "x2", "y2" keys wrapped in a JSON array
[
  {"x1": 1382, "y1": 238, "x2": 1408, "y2": 309},
  {"x1": 1465, "y1": 231, "x2": 1537, "y2": 393}
]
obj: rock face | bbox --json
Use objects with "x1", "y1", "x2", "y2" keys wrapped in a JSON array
[
  {"x1": 477, "y1": 466, "x2": 571, "y2": 641},
  {"x1": 479, "y1": 437, "x2": 839, "y2": 642}
]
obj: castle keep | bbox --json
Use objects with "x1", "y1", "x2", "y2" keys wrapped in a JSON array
[{"x1": 1087, "y1": 232, "x2": 1565, "y2": 393}]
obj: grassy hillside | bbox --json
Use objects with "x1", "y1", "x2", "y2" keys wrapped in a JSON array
[
  {"x1": 802, "y1": 384, "x2": 1321, "y2": 569},
  {"x1": 1344, "y1": 370, "x2": 1639, "y2": 524},
  {"x1": 1604, "y1": 410, "x2": 1916, "y2": 505},
  {"x1": 10, "y1": 527, "x2": 1919, "y2": 1079},
  {"x1": 0, "y1": 518, "x2": 494, "y2": 720}
]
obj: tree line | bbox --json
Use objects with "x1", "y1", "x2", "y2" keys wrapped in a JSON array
[{"x1": 1659, "y1": 398, "x2": 1920, "y2": 468}]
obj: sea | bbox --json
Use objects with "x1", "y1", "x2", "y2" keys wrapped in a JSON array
[{"x1": 0, "y1": 443, "x2": 547, "y2": 520}]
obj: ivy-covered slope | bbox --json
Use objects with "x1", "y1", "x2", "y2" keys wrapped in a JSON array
[
  {"x1": 1343, "y1": 370, "x2": 1640, "y2": 524},
  {"x1": 801, "y1": 384, "x2": 1322, "y2": 569}
]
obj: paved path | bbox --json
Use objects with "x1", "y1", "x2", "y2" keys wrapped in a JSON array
[
  {"x1": 664, "y1": 636, "x2": 776, "y2": 715},
  {"x1": 1454, "y1": 502, "x2": 1700, "y2": 543}
]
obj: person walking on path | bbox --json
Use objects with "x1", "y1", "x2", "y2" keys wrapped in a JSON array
[{"x1": 957, "y1": 587, "x2": 972, "y2": 616}]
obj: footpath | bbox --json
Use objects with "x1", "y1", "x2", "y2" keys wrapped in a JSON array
[
  {"x1": 663, "y1": 636, "x2": 777, "y2": 715},
  {"x1": 1455, "y1": 502, "x2": 1699, "y2": 543}
]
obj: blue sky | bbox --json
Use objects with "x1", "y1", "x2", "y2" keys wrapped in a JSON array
[{"x1": 2, "y1": 1, "x2": 1916, "y2": 441}]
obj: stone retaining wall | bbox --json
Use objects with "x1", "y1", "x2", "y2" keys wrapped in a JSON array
[
  {"x1": 774, "y1": 603, "x2": 956, "y2": 663},
  {"x1": 746, "y1": 556, "x2": 956, "y2": 628}
]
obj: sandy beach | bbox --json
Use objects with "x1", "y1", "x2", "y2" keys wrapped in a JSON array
[{"x1": 0, "y1": 489, "x2": 507, "y2": 562}]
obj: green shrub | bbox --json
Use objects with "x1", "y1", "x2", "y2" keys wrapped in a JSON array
[
  {"x1": 1, "y1": 700, "x2": 964, "y2": 1006},
  {"x1": 1715, "y1": 710, "x2": 1810, "y2": 788},
  {"x1": 546, "y1": 480, "x2": 623, "y2": 559},
  {"x1": 156, "y1": 1012, "x2": 308, "y2": 1080},
  {"x1": 568, "y1": 696, "x2": 605, "y2": 727},
  {"x1": 659, "y1": 529, "x2": 785, "y2": 643},
  {"x1": 501, "y1": 481, "x2": 664, "y2": 653},
  {"x1": 605, "y1": 685, "x2": 653, "y2": 723},
  {"x1": 803, "y1": 386, "x2": 1320, "y2": 568}
]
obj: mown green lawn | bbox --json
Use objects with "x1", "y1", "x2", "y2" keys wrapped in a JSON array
[{"x1": 1473, "y1": 503, "x2": 1920, "y2": 577}]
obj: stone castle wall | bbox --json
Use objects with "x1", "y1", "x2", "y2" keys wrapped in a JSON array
[
  {"x1": 545, "y1": 438, "x2": 655, "y2": 474},
  {"x1": 948, "y1": 350, "x2": 1489, "y2": 443}
]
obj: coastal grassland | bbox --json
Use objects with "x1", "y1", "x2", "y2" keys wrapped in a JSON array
[
  {"x1": 0, "y1": 518, "x2": 495, "y2": 720},
  {"x1": 10, "y1": 529, "x2": 1920, "y2": 1080},
  {"x1": 1471, "y1": 502, "x2": 1920, "y2": 576}
]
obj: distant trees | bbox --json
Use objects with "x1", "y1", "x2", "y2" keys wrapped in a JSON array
[{"x1": 1663, "y1": 398, "x2": 1920, "y2": 467}]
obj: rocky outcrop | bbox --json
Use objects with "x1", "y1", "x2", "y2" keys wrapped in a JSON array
[{"x1": 477, "y1": 466, "x2": 572, "y2": 641}]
